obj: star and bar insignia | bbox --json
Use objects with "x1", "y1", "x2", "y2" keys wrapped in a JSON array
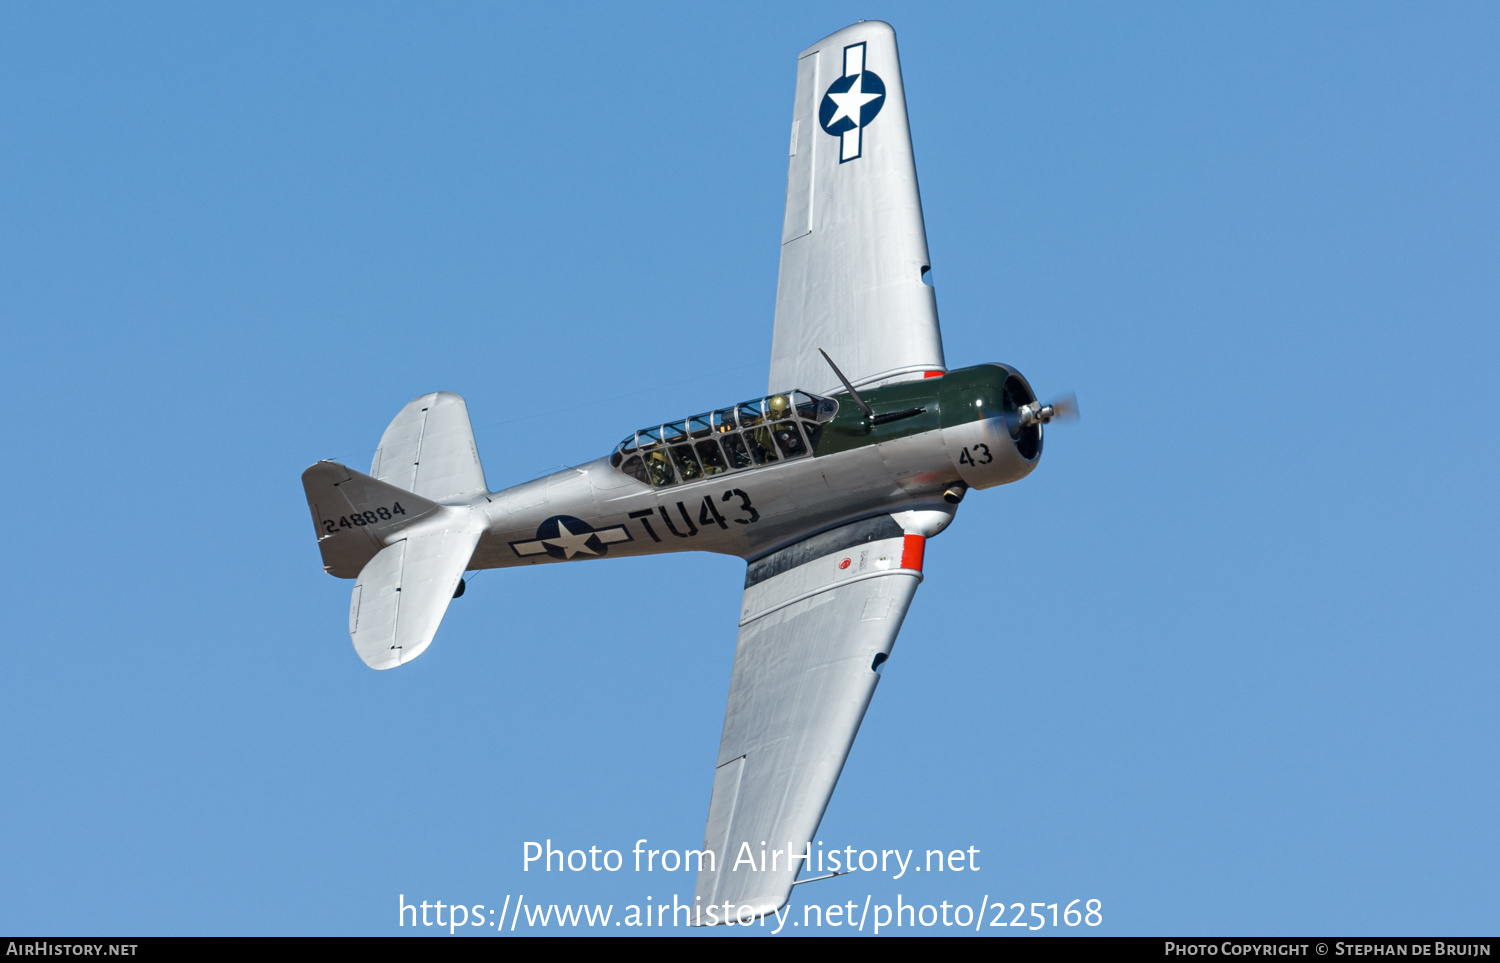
[{"x1": 509, "y1": 515, "x2": 633, "y2": 560}]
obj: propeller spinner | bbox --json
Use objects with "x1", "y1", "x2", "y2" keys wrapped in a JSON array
[{"x1": 1008, "y1": 391, "x2": 1080, "y2": 432}]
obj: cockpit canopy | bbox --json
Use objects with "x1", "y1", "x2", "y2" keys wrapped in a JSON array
[{"x1": 610, "y1": 391, "x2": 839, "y2": 488}]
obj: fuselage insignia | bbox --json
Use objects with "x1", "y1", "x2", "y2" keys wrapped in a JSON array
[{"x1": 509, "y1": 515, "x2": 633, "y2": 560}]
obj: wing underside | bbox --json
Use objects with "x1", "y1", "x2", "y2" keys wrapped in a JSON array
[
  {"x1": 694, "y1": 516, "x2": 924, "y2": 921},
  {"x1": 769, "y1": 21, "x2": 945, "y2": 395}
]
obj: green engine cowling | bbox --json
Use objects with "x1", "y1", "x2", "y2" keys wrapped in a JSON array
[{"x1": 937, "y1": 364, "x2": 1043, "y2": 490}]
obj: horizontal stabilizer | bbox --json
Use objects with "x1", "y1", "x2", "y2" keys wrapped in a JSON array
[
  {"x1": 348, "y1": 527, "x2": 482, "y2": 670},
  {"x1": 302, "y1": 462, "x2": 443, "y2": 578},
  {"x1": 371, "y1": 392, "x2": 488, "y2": 503}
]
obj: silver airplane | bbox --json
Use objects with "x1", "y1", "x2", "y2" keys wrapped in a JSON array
[{"x1": 302, "y1": 21, "x2": 1073, "y2": 925}]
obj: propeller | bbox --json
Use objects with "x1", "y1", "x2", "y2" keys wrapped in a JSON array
[{"x1": 1014, "y1": 392, "x2": 1080, "y2": 430}]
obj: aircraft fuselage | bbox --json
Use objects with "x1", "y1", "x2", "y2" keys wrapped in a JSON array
[{"x1": 467, "y1": 363, "x2": 1044, "y2": 571}]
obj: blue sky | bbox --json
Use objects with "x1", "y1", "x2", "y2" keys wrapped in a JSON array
[{"x1": 1, "y1": 2, "x2": 1495, "y2": 936}]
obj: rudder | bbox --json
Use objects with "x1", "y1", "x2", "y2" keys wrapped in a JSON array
[{"x1": 302, "y1": 462, "x2": 443, "y2": 578}]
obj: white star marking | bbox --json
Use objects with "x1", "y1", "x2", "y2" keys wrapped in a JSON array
[
  {"x1": 825, "y1": 73, "x2": 881, "y2": 130},
  {"x1": 542, "y1": 518, "x2": 600, "y2": 558}
]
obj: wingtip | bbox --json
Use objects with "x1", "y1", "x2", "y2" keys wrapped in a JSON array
[{"x1": 691, "y1": 896, "x2": 787, "y2": 927}]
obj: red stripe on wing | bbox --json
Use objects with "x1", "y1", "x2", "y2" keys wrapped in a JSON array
[{"x1": 900, "y1": 534, "x2": 926, "y2": 571}]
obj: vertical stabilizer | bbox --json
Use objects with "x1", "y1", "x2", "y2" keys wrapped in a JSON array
[{"x1": 305, "y1": 390, "x2": 490, "y2": 669}]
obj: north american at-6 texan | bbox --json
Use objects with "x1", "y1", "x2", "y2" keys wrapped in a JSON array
[{"x1": 302, "y1": 22, "x2": 1074, "y2": 924}]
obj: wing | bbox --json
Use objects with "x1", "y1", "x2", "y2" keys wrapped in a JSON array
[
  {"x1": 694, "y1": 516, "x2": 927, "y2": 920},
  {"x1": 769, "y1": 21, "x2": 945, "y2": 396}
]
